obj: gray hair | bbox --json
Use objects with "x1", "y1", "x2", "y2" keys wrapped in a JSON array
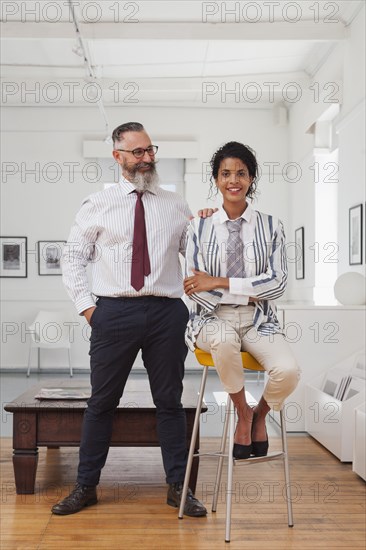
[{"x1": 112, "y1": 122, "x2": 145, "y2": 146}]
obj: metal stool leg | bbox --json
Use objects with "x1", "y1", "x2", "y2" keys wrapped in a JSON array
[
  {"x1": 225, "y1": 397, "x2": 235, "y2": 543},
  {"x1": 26, "y1": 344, "x2": 32, "y2": 377},
  {"x1": 212, "y1": 393, "x2": 230, "y2": 512},
  {"x1": 178, "y1": 366, "x2": 208, "y2": 519},
  {"x1": 280, "y1": 409, "x2": 294, "y2": 527},
  {"x1": 68, "y1": 348, "x2": 73, "y2": 377}
]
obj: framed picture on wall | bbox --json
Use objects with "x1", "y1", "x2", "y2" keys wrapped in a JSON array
[
  {"x1": 295, "y1": 227, "x2": 305, "y2": 280},
  {"x1": 349, "y1": 204, "x2": 363, "y2": 265},
  {"x1": 38, "y1": 241, "x2": 66, "y2": 275},
  {"x1": 0, "y1": 237, "x2": 27, "y2": 278}
]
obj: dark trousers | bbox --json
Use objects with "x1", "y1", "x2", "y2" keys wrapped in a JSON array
[{"x1": 77, "y1": 296, "x2": 189, "y2": 487}]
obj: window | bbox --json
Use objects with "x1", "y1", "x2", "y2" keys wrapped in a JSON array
[{"x1": 313, "y1": 148, "x2": 339, "y2": 305}]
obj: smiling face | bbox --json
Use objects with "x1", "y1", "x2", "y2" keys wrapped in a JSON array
[
  {"x1": 215, "y1": 157, "x2": 253, "y2": 208},
  {"x1": 112, "y1": 130, "x2": 158, "y2": 191}
]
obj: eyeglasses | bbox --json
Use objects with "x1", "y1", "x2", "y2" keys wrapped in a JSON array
[{"x1": 115, "y1": 145, "x2": 158, "y2": 158}]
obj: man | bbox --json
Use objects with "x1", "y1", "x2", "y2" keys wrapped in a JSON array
[{"x1": 52, "y1": 122, "x2": 207, "y2": 517}]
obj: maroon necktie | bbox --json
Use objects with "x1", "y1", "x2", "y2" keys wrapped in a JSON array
[{"x1": 131, "y1": 192, "x2": 151, "y2": 291}]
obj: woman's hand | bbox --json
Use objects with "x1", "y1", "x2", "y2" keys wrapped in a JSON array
[{"x1": 184, "y1": 270, "x2": 228, "y2": 295}]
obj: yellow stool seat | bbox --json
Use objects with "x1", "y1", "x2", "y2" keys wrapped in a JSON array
[{"x1": 195, "y1": 349, "x2": 265, "y2": 372}]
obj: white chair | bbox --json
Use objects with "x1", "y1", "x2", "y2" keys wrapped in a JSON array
[{"x1": 27, "y1": 310, "x2": 73, "y2": 377}]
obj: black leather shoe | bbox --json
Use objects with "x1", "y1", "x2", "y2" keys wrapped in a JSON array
[
  {"x1": 51, "y1": 483, "x2": 98, "y2": 515},
  {"x1": 167, "y1": 482, "x2": 207, "y2": 517},
  {"x1": 233, "y1": 443, "x2": 252, "y2": 459}
]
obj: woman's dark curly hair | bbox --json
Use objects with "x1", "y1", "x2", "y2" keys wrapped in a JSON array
[{"x1": 209, "y1": 141, "x2": 259, "y2": 200}]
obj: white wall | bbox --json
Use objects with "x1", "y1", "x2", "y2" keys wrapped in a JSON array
[
  {"x1": 336, "y1": 6, "x2": 365, "y2": 276},
  {"x1": 337, "y1": 103, "x2": 365, "y2": 276},
  {"x1": 335, "y1": 6, "x2": 365, "y2": 278},
  {"x1": 287, "y1": 5, "x2": 365, "y2": 302}
]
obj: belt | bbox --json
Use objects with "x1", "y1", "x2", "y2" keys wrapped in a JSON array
[
  {"x1": 97, "y1": 295, "x2": 171, "y2": 302},
  {"x1": 230, "y1": 301, "x2": 256, "y2": 308}
]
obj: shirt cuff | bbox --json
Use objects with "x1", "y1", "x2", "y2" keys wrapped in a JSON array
[
  {"x1": 75, "y1": 295, "x2": 97, "y2": 316},
  {"x1": 228, "y1": 279, "x2": 249, "y2": 304}
]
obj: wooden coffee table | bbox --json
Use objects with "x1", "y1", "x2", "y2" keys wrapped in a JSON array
[{"x1": 4, "y1": 379, "x2": 206, "y2": 495}]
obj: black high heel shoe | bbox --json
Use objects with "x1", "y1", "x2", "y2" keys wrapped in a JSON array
[
  {"x1": 252, "y1": 437, "x2": 269, "y2": 457},
  {"x1": 233, "y1": 410, "x2": 254, "y2": 459},
  {"x1": 233, "y1": 443, "x2": 252, "y2": 460},
  {"x1": 251, "y1": 423, "x2": 269, "y2": 457}
]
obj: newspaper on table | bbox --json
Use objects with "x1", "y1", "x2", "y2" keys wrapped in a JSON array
[{"x1": 35, "y1": 387, "x2": 91, "y2": 400}]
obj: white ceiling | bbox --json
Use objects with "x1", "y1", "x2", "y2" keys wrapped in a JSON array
[{"x1": 0, "y1": 0, "x2": 363, "y2": 112}]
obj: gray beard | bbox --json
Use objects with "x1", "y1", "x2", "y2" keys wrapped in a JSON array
[{"x1": 125, "y1": 164, "x2": 160, "y2": 193}]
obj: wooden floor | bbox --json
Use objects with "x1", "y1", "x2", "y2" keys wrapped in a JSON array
[{"x1": 0, "y1": 435, "x2": 365, "y2": 549}]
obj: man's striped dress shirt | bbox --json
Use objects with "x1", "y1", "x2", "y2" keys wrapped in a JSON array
[{"x1": 62, "y1": 178, "x2": 192, "y2": 314}]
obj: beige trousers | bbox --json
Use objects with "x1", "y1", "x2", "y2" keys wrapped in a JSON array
[{"x1": 196, "y1": 305, "x2": 300, "y2": 411}]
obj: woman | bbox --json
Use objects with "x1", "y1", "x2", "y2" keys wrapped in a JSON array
[{"x1": 184, "y1": 141, "x2": 300, "y2": 459}]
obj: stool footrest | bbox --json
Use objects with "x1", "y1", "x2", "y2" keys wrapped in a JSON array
[
  {"x1": 234, "y1": 451, "x2": 285, "y2": 464},
  {"x1": 193, "y1": 450, "x2": 285, "y2": 462},
  {"x1": 193, "y1": 452, "x2": 228, "y2": 459}
]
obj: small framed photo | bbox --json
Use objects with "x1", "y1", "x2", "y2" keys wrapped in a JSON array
[
  {"x1": 38, "y1": 241, "x2": 66, "y2": 275},
  {"x1": 0, "y1": 237, "x2": 27, "y2": 278},
  {"x1": 295, "y1": 227, "x2": 305, "y2": 280},
  {"x1": 349, "y1": 204, "x2": 363, "y2": 265}
]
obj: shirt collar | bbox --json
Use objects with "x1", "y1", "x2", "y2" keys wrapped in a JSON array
[
  {"x1": 217, "y1": 202, "x2": 253, "y2": 225},
  {"x1": 118, "y1": 175, "x2": 159, "y2": 196}
]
